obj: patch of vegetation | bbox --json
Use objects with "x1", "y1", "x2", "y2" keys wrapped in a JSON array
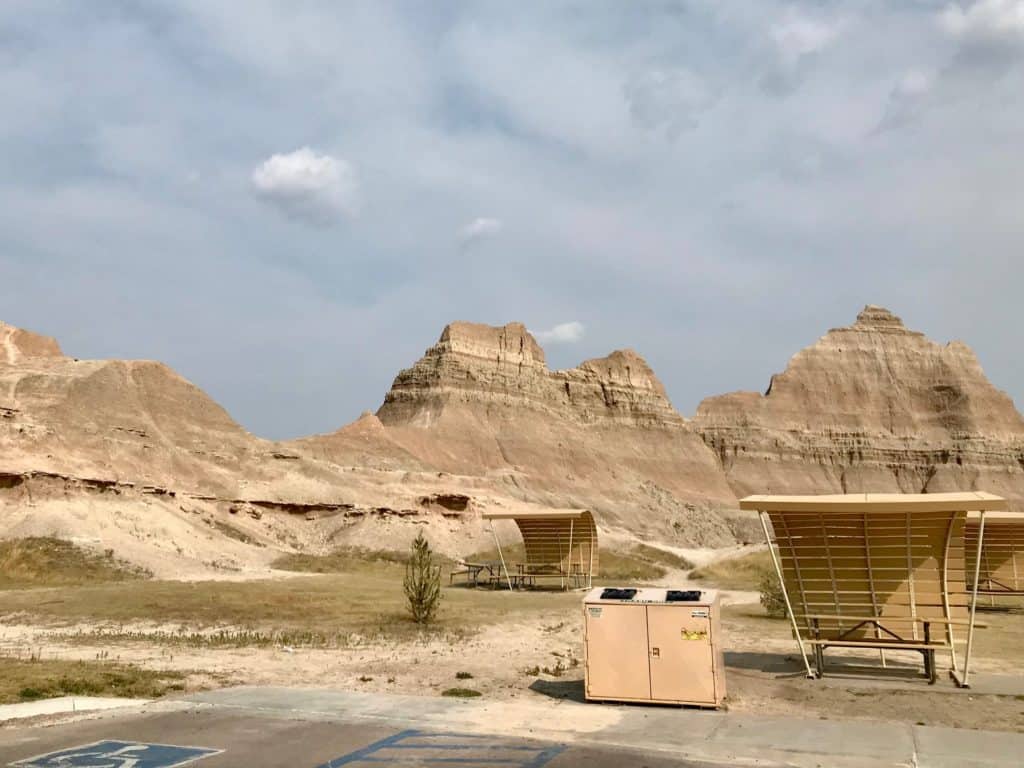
[
  {"x1": 271, "y1": 546, "x2": 413, "y2": 573},
  {"x1": 627, "y1": 543, "x2": 693, "y2": 571},
  {"x1": 759, "y1": 572, "x2": 788, "y2": 619},
  {"x1": 689, "y1": 548, "x2": 773, "y2": 591},
  {"x1": 0, "y1": 537, "x2": 150, "y2": 589},
  {"x1": 542, "y1": 661, "x2": 566, "y2": 677},
  {"x1": 441, "y1": 687, "x2": 481, "y2": 698},
  {"x1": 465, "y1": 542, "x2": 690, "y2": 584},
  {"x1": 210, "y1": 520, "x2": 261, "y2": 547},
  {"x1": 455, "y1": 671, "x2": 473, "y2": 680},
  {"x1": 0, "y1": 656, "x2": 186, "y2": 704},
  {"x1": 600, "y1": 544, "x2": 693, "y2": 581},
  {"x1": 52, "y1": 628, "x2": 347, "y2": 649}
]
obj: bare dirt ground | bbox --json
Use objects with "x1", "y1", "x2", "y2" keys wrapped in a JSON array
[{"x1": 1, "y1": 545, "x2": 1022, "y2": 733}]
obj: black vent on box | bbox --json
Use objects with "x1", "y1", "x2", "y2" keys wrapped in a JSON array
[
  {"x1": 665, "y1": 590, "x2": 702, "y2": 602},
  {"x1": 600, "y1": 588, "x2": 638, "y2": 600}
]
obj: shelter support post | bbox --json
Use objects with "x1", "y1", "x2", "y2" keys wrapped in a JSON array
[
  {"x1": 587, "y1": 526, "x2": 594, "y2": 590},
  {"x1": 566, "y1": 520, "x2": 573, "y2": 590},
  {"x1": 954, "y1": 511, "x2": 986, "y2": 688},
  {"x1": 759, "y1": 510, "x2": 815, "y2": 679},
  {"x1": 489, "y1": 519, "x2": 514, "y2": 591},
  {"x1": 942, "y1": 511, "x2": 959, "y2": 674}
]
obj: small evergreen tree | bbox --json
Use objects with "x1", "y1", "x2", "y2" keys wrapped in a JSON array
[{"x1": 404, "y1": 531, "x2": 441, "y2": 624}]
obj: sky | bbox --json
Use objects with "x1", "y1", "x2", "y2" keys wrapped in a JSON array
[{"x1": 2, "y1": 1, "x2": 1023, "y2": 439}]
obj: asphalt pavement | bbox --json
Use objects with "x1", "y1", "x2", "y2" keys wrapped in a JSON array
[{"x1": 0, "y1": 686, "x2": 1021, "y2": 768}]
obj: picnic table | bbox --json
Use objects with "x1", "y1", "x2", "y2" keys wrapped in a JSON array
[
  {"x1": 450, "y1": 559, "x2": 592, "y2": 590},
  {"x1": 450, "y1": 560, "x2": 506, "y2": 587}
]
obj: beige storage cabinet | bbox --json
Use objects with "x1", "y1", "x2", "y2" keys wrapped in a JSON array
[{"x1": 583, "y1": 587, "x2": 725, "y2": 707}]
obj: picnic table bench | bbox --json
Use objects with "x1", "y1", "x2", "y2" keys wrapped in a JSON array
[{"x1": 803, "y1": 614, "x2": 986, "y2": 684}]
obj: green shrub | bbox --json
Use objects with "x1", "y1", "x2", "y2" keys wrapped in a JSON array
[{"x1": 759, "y1": 572, "x2": 788, "y2": 619}]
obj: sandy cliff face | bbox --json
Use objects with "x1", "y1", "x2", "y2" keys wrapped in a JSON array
[
  {"x1": 363, "y1": 321, "x2": 741, "y2": 541},
  {"x1": 0, "y1": 320, "x2": 62, "y2": 363},
  {"x1": 377, "y1": 321, "x2": 683, "y2": 428},
  {"x1": 0, "y1": 318, "x2": 747, "y2": 577},
  {"x1": 694, "y1": 306, "x2": 1024, "y2": 504}
]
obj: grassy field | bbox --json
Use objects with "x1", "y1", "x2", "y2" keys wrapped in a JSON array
[
  {"x1": 0, "y1": 657, "x2": 186, "y2": 704},
  {"x1": 689, "y1": 548, "x2": 772, "y2": 590},
  {"x1": 0, "y1": 561, "x2": 579, "y2": 644},
  {"x1": 0, "y1": 537, "x2": 150, "y2": 589}
]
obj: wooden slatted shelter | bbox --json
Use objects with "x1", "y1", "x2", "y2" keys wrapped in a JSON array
[
  {"x1": 966, "y1": 512, "x2": 1024, "y2": 595},
  {"x1": 481, "y1": 509, "x2": 598, "y2": 590},
  {"x1": 740, "y1": 492, "x2": 1010, "y2": 687}
]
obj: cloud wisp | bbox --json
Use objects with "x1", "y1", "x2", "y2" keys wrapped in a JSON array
[
  {"x1": 760, "y1": 9, "x2": 845, "y2": 95},
  {"x1": 251, "y1": 148, "x2": 358, "y2": 226},
  {"x1": 533, "y1": 321, "x2": 585, "y2": 345},
  {"x1": 458, "y1": 217, "x2": 503, "y2": 247}
]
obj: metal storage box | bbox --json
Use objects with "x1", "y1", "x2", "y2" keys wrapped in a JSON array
[{"x1": 583, "y1": 587, "x2": 725, "y2": 707}]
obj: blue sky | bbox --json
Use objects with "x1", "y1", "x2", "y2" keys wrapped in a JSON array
[{"x1": 2, "y1": 1, "x2": 1022, "y2": 438}]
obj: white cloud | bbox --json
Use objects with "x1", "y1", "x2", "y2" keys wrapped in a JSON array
[
  {"x1": 251, "y1": 147, "x2": 358, "y2": 225},
  {"x1": 458, "y1": 217, "x2": 503, "y2": 246},
  {"x1": 770, "y1": 13, "x2": 843, "y2": 64},
  {"x1": 940, "y1": 0, "x2": 1024, "y2": 43},
  {"x1": 534, "y1": 321, "x2": 585, "y2": 344}
]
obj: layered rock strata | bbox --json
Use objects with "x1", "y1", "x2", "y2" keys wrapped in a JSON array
[
  {"x1": 377, "y1": 322, "x2": 684, "y2": 428},
  {"x1": 361, "y1": 322, "x2": 742, "y2": 541},
  {"x1": 694, "y1": 306, "x2": 1024, "y2": 505}
]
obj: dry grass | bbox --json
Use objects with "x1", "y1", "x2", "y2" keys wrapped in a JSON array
[
  {"x1": 689, "y1": 548, "x2": 773, "y2": 590},
  {"x1": 465, "y1": 542, "x2": 690, "y2": 583},
  {"x1": 0, "y1": 562, "x2": 579, "y2": 643},
  {"x1": 971, "y1": 607, "x2": 1024, "y2": 668},
  {"x1": 271, "y1": 546, "x2": 417, "y2": 573},
  {"x1": 0, "y1": 656, "x2": 186, "y2": 704},
  {"x1": 0, "y1": 537, "x2": 150, "y2": 589}
]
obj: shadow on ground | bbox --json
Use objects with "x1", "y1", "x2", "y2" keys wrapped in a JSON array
[
  {"x1": 528, "y1": 678, "x2": 586, "y2": 703},
  {"x1": 725, "y1": 650, "x2": 941, "y2": 686}
]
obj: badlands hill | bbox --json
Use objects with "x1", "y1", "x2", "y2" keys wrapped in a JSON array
[
  {"x1": 1, "y1": 308, "x2": 1022, "y2": 576},
  {"x1": 694, "y1": 306, "x2": 1024, "y2": 502},
  {"x1": 0, "y1": 320, "x2": 746, "y2": 576},
  {"x1": 298, "y1": 322, "x2": 741, "y2": 544}
]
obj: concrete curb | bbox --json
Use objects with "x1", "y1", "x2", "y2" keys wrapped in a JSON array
[
  {"x1": 0, "y1": 696, "x2": 150, "y2": 723},
  {"x1": 182, "y1": 687, "x2": 1024, "y2": 768}
]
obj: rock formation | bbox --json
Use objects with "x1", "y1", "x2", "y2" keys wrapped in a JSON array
[
  {"x1": 0, "y1": 320, "x2": 62, "y2": 363},
  {"x1": 4, "y1": 306, "x2": 1022, "y2": 577},
  {"x1": 377, "y1": 322, "x2": 682, "y2": 428},
  {"x1": 304, "y1": 321, "x2": 744, "y2": 545},
  {"x1": 694, "y1": 306, "x2": 1024, "y2": 504}
]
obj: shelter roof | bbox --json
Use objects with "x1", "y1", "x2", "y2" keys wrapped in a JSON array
[
  {"x1": 481, "y1": 508, "x2": 592, "y2": 521},
  {"x1": 739, "y1": 491, "x2": 1007, "y2": 513}
]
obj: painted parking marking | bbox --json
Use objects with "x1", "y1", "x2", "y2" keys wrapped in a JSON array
[
  {"x1": 10, "y1": 740, "x2": 221, "y2": 768},
  {"x1": 316, "y1": 729, "x2": 565, "y2": 767}
]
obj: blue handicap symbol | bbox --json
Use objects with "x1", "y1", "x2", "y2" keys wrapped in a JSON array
[{"x1": 11, "y1": 740, "x2": 220, "y2": 768}]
